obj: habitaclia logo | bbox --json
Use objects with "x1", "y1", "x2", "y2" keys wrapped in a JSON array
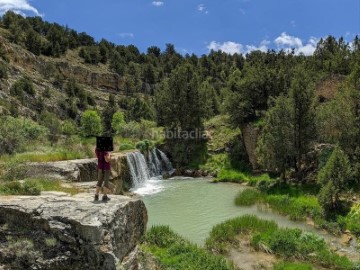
[{"x1": 164, "y1": 128, "x2": 207, "y2": 140}]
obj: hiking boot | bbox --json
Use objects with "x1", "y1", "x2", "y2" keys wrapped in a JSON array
[
  {"x1": 94, "y1": 194, "x2": 99, "y2": 201},
  {"x1": 102, "y1": 195, "x2": 110, "y2": 202}
]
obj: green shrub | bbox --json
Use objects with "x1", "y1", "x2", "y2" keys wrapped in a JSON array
[
  {"x1": 0, "y1": 159, "x2": 28, "y2": 181},
  {"x1": 136, "y1": 139, "x2": 154, "y2": 153},
  {"x1": 10, "y1": 77, "x2": 35, "y2": 99},
  {"x1": 247, "y1": 173, "x2": 274, "y2": 186},
  {"x1": 111, "y1": 111, "x2": 125, "y2": 135},
  {"x1": 81, "y1": 110, "x2": 102, "y2": 137},
  {"x1": 119, "y1": 143, "x2": 134, "y2": 151},
  {"x1": 23, "y1": 179, "x2": 42, "y2": 195},
  {"x1": 234, "y1": 189, "x2": 261, "y2": 206},
  {"x1": 0, "y1": 61, "x2": 8, "y2": 79},
  {"x1": 268, "y1": 228, "x2": 301, "y2": 258},
  {"x1": 0, "y1": 180, "x2": 41, "y2": 195},
  {"x1": 62, "y1": 120, "x2": 77, "y2": 136},
  {"x1": 346, "y1": 204, "x2": 360, "y2": 236},
  {"x1": 0, "y1": 116, "x2": 47, "y2": 155},
  {"x1": 0, "y1": 181, "x2": 23, "y2": 194}
]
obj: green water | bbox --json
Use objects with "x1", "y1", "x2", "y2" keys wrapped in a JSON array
[{"x1": 139, "y1": 177, "x2": 337, "y2": 246}]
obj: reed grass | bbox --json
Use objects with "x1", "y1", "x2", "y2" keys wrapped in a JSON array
[{"x1": 142, "y1": 225, "x2": 232, "y2": 270}]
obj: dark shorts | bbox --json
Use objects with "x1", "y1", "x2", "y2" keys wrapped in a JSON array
[{"x1": 97, "y1": 169, "x2": 110, "y2": 189}]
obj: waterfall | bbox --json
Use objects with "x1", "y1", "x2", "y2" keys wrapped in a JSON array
[
  {"x1": 158, "y1": 149, "x2": 174, "y2": 172},
  {"x1": 126, "y1": 152, "x2": 151, "y2": 188},
  {"x1": 148, "y1": 148, "x2": 162, "y2": 177},
  {"x1": 126, "y1": 148, "x2": 174, "y2": 188}
]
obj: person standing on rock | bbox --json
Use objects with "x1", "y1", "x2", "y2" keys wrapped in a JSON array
[{"x1": 95, "y1": 148, "x2": 111, "y2": 202}]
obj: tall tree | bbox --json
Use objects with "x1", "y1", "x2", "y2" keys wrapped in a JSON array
[
  {"x1": 257, "y1": 95, "x2": 294, "y2": 179},
  {"x1": 289, "y1": 66, "x2": 316, "y2": 177},
  {"x1": 317, "y1": 146, "x2": 352, "y2": 216}
]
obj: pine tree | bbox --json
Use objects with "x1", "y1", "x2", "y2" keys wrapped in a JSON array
[
  {"x1": 289, "y1": 66, "x2": 316, "y2": 178},
  {"x1": 257, "y1": 95, "x2": 294, "y2": 179},
  {"x1": 317, "y1": 146, "x2": 352, "y2": 216}
]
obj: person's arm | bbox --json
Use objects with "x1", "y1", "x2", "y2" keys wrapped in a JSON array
[{"x1": 104, "y1": 152, "x2": 111, "y2": 162}]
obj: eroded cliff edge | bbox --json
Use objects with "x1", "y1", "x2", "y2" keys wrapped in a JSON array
[{"x1": 0, "y1": 192, "x2": 147, "y2": 270}]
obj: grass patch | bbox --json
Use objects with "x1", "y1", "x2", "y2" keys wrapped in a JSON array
[
  {"x1": 234, "y1": 180, "x2": 323, "y2": 221},
  {"x1": 274, "y1": 261, "x2": 313, "y2": 270},
  {"x1": 0, "y1": 180, "x2": 41, "y2": 195},
  {"x1": 206, "y1": 215, "x2": 355, "y2": 270},
  {"x1": 0, "y1": 179, "x2": 80, "y2": 195},
  {"x1": 142, "y1": 225, "x2": 232, "y2": 270},
  {"x1": 0, "y1": 150, "x2": 84, "y2": 163},
  {"x1": 205, "y1": 215, "x2": 278, "y2": 253},
  {"x1": 264, "y1": 195, "x2": 322, "y2": 221},
  {"x1": 234, "y1": 189, "x2": 261, "y2": 206},
  {"x1": 214, "y1": 168, "x2": 249, "y2": 183}
]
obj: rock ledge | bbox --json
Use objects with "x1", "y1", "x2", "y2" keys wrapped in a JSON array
[{"x1": 0, "y1": 192, "x2": 147, "y2": 270}]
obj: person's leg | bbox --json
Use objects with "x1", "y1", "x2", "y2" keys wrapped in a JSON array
[
  {"x1": 102, "y1": 170, "x2": 111, "y2": 201},
  {"x1": 95, "y1": 169, "x2": 104, "y2": 200}
]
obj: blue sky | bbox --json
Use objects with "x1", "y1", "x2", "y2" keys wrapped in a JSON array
[{"x1": 0, "y1": 0, "x2": 359, "y2": 55}]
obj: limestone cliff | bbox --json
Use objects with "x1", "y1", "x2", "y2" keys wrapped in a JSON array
[{"x1": 0, "y1": 192, "x2": 147, "y2": 270}]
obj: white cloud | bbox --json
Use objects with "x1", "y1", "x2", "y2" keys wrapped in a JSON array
[
  {"x1": 245, "y1": 40, "x2": 270, "y2": 53},
  {"x1": 274, "y1": 33, "x2": 318, "y2": 56},
  {"x1": 207, "y1": 39, "x2": 270, "y2": 55},
  {"x1": 207, "y1": 35, "x2": 319, "y2": 56},
  {"x1": 275, "y1": 32, "x2": 303, "y2": 47},
  {"x1": 118, "y1": 33, "x2": 134, "y2": 38},
  {"x1": 152, "y1": 1, "x2": 164, "y2": 7},
  {"x1": 294, "y1": 37, "x2": 318, "y2": 56},
  {"x1": 198, "y1": 4, "x2": 208, "y2": 14},
  {"x1": 0, "y1": 0, "x2": 40, "y2": 16},
  {"x1": 207, "y1": 41, "x2": 243, "y2": 55}
]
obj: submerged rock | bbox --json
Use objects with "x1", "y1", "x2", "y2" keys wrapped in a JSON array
[{"x1": 0, "y1": 192, "x2": 147, "y2": 270}]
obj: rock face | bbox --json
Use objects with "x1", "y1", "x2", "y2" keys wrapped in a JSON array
[
  {"x1": 28, "y1": 158, "x2": 98, "y2": 182},
  {"x1": 27, "y1": 152, "x2": 134, "y2": 194},
  {"x1": 0, "y1": 192, "x2": 147, "y2": 270}
]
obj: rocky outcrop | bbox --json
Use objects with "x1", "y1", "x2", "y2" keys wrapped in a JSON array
[
  {"x1": 28, "y1": 158, "x2": 98, "y2": 182},
  {"x1": 109, "y1": 153, "x2": 132, "y2": 194},
  {"x1": 27, "y1": 152, "x2": 134, "y2": 194},
  {"x1": 0, "y1": 192, "x2": 147, "y2": 270},
  {"x1": 53, "y1": 61, "x2": 124, "y2": 92}
]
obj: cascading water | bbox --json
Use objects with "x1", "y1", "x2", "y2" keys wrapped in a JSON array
[
  {"x1": 148, "y1": 148, "x2": 162, "y2": 177},
  {"x1": 126, "y1": 148, "x2": 174, "y2": 195},
  {"x1": 158, "y1": 149, "x2": 174, "y2": 172},
  {"x1": 126, "y1": 152, "x2": 151, "y2": 188}
]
